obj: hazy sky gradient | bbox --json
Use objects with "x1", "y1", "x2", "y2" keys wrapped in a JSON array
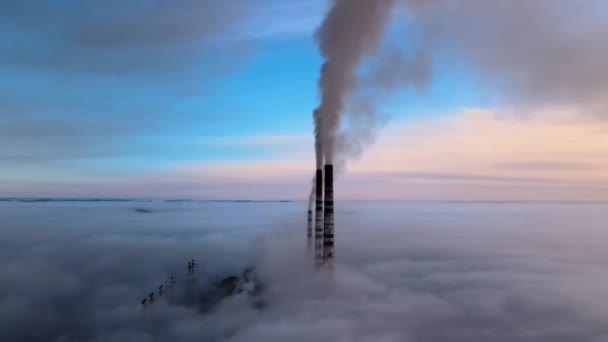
[{"x1": 1, "y1": 0, "x2": 607, "y2": 200}]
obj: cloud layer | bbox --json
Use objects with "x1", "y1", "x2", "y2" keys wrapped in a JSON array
[
  {"x1": 1, "y1": 200, "x2": 608, "y2": 341},
  {"x1": 0, "y1": 0, "x2": 322, "y2": 170}
]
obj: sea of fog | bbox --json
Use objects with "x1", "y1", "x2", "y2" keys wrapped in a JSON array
[{"x1": 1, "y1": 200, "x2": 607, "y2": 342}]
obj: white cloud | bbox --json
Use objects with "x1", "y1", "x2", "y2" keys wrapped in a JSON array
[{"x1": 2, "y1": 200, "x2": 608, "y2": 341}]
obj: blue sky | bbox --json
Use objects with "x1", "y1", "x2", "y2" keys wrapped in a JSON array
[{"x1": 2, "y1": 0, "x2": 606, "y2": 200}]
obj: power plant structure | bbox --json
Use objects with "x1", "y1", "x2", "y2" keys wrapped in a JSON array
[
  {"x1": 141, "y1": 274, "x2": 176, "y2": 308},
  {"x1": 141, "y1": 165, "x2": 336, "y2": 311},
  {"x1": 311, "y1": 164, "x2": 335, "y2": 270}
]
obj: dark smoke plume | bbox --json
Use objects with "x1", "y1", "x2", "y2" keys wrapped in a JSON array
[{"x1": 313, "y1": 0, "x2": 397, "y2": 167}]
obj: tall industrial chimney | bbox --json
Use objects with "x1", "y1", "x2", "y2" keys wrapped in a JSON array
[
  {"x1": 323, "y1": 164, "x2": 334, "y2": 269},
  {"x1": 314, "y1": 169, "x2": 324, "y2": 267},
  {"x1": 307, "y1": 209, "x2": 313, "y2": 250}
]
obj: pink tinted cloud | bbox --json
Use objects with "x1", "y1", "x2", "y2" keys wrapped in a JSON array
[{"x1": 144, "y1": 108, "x2": 608, "y2": 201}]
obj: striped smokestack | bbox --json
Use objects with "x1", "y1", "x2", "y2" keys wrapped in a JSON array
[
  {"x1": 307, "y1": 209, "x2": 313, "y2": 250},
  {"x1": 314, "y1": 169, "x2": 324, "y2": 267},
  {"x1": 323, "y1": 164, "x2": 335, "y2": 269}
]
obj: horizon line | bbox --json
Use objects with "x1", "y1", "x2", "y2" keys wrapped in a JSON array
[{"x1": 1, "y1": 198, "x2": 608, "y2": 205}]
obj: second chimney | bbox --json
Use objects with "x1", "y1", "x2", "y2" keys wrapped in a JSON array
[
  {"x1": 307, "y1": 209, "x2": 313, "y2": 250},
  {"x1": 323, "y1": 164, "x2": 335, "y2": 269}
]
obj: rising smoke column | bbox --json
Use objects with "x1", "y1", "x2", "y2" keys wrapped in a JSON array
[
  {"x1": 309, "y1": 0, "x2": 398, "y2": 268},
  {"x1": 313, "y1": 0, "x2": 397, "y2": 165}
]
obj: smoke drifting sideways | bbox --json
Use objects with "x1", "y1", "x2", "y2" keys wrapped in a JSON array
[
  {"x1": 311, "y1": 0, "x2": 608, "y2": 179},
  {"x1": 2, "y1": 200, "x2": 608, "y2": 342},
  {"x1": 399, "y1": 0, "x2": 608, "y2": 114}
]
